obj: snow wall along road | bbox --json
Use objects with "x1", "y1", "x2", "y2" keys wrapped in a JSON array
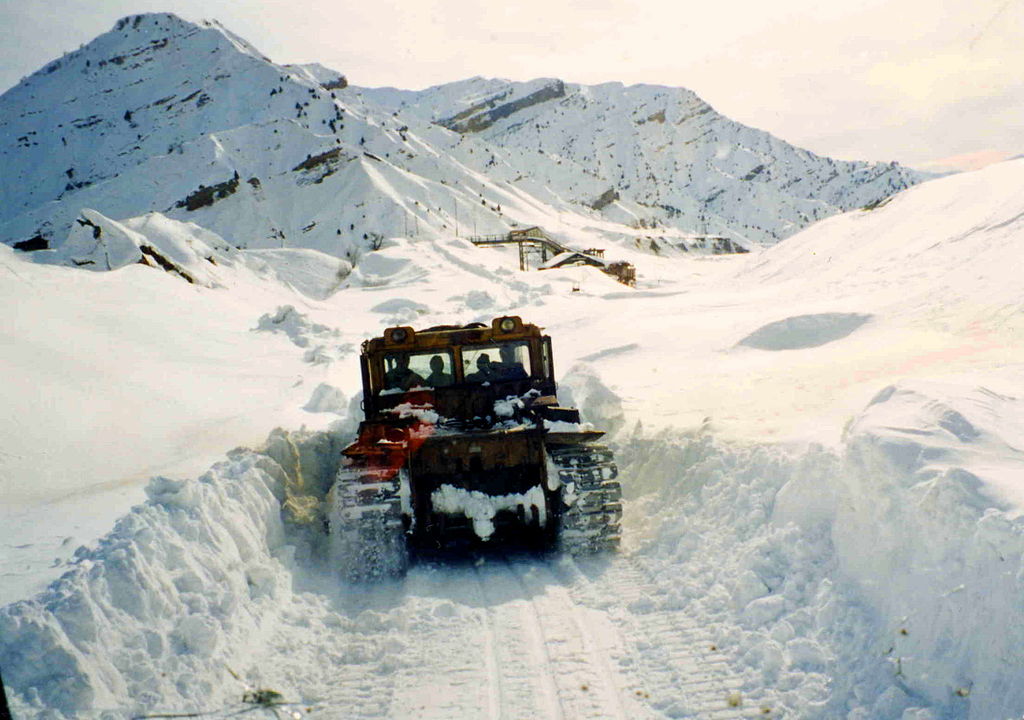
[
  {"x1": 617, "y1": 379, "x2": 1024, "y2": 720},
  {"x1": 0, "y1": 450, "x2": 301, "y2": 712},
  {"x1": 3, "y1": 379, "x2": 1024, "y2": 719}
]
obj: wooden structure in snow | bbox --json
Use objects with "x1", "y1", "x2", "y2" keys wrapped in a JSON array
[
  {"x1": 469, "y1": 226, "x2": 569, "y2": 270},
  {"x1": 539, "y1": 251, "x2": 605, "y2": 271},
  {"x1": 469, "y1": 227, "x2": 636, "y2": 286}
]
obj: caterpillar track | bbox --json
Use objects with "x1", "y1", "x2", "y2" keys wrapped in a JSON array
[
  {"x1": 550, "y1": 444, "x2": 623, "y2": 555},
  {"x1": 328, "y1": 464, "x2": 408, "y2": 582}
]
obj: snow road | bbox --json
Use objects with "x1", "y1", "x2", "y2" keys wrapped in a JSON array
[{"x1": 242, "y1": 551, "x2": 771, "y2": 720}]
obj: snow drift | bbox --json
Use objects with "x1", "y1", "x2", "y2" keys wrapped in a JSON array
[
  {"x1": 833, "y1": 381, "x2": 1024, "y2": 718},
  {"x1": 0, "y1": 451, "x2": 294, "y2": 714},
  {"x1": 621, "y1": 377, "x2": 1024, "y2": 719},
  {"x1": 37, "y1": 209, "x2": 237, "y2": 288}
]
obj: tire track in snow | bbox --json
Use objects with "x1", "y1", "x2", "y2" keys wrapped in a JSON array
[
  {"x1": 566, "y1": 556, "x2": 774, "y2": 719},
  {"x1": 247, "y1": 550, "x2": 770, "y2": 718},
  {"x1": 504, "y1": 556, "x2": 637, "y2": 720},
  {"x1": 475, "y1": 557, "x2": 566, "y2": 720},
  {"x1": 480, "y1": 590, "x2": 505, "y2": 720},
  {"x1": 247, "y1": 567, "x2": 495, "y2": 719},
  {"x1": 459, "y1": 559, "x2": 505, "y2": 720},
  {"x1": 386, "y1": 565, "x2": 499, "y2": 719},
  {"x1": 245, "y1": 588, "x2": 403, "y2": 719}
]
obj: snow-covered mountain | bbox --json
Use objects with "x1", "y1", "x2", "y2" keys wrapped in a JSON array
[
  {"x1": 0, "y1": 14, "x2": 518, "y2": 259},
  {"x1": 359, "y1": 77, "x2": 926, "y2": 244},
  {"x1": 0, "y1": 13, "x2": 923, "y2": 260},
  {"x1": 10, "y1": 9, "x2": 1024, "y2": 720}
]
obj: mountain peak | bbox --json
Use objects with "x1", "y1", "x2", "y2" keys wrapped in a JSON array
[
  {"x1": 8, "y1": 12, "x2": 274, "y2": 99},
  {"x1": 1, "y1": 16, "x2": 924, "y2": 257},
  {"x1": 111, "y1": 12, "x2": 193, "y2": 33},
  {"x1": 0, "y1": 10, "x2": 329, "y2": 230}
]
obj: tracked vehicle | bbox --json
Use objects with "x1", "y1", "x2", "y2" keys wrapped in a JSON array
[{"x1": 328, "y1": 316, "x2": 621, "y2": 580}]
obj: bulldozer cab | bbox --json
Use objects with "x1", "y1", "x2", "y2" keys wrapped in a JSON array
[{"x1": 360, "y1": 316, "x2": 557, "y2": 422}]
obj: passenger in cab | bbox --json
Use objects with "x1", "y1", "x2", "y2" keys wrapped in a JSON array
[
  {"x1": 425, "y1": 355, "x2": 452, "y2": 387},
  {"x1": 467, "y1": 353, "x2": 495, "y2": 382}
]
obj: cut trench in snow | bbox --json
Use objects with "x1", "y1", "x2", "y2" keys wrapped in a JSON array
[
  {"x1": 0, "y1": 421, "x2": 773, "y2": 718},
  {"x1": 5, "y1": 379, "x2": 1024, "y2": 719},
  {"x1": 0, "y1": 430, "x2": 796, "y2": 716}
]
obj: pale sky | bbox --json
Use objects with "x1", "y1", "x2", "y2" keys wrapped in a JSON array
[{"x1": 2, "y1": 0, "x2": 1021, "y2": 169}]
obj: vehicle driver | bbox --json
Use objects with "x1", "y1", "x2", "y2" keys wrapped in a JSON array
[
  {"x1": 384, "y1": 354, "x2": 425, "y2": 390},
  {"x1": 495, "y1": 344, "x2": 528, "y2": 379}
]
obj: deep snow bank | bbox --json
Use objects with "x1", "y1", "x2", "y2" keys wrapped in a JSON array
[
  {"x1": 619, "y1": 429, "x2": 892, "y2": 717},
  {"x1": 37, "y1": 209, "x2": 238, "y2": 288},
  {"x1": 34, "y1": 208, "x2": 354, "y2": 300},
  {"x1": 0, "y1": 422, "x2": 354, "y2": 716},
  {"x1": 0, "y1": 450, "x2": 294, "y2": 715},
  {"x1": 0, "y1": 231, "x2": 338, "y2": 604},
  {"x1": 621, "y1": 378, "x2": 1024, "y2": 719},
  {"x1": 4, "y1": 375, "x2": 1022, "y2": 718},
  {"x1": 833, "y1": 381, "x2": 1024, "y2": 718}
]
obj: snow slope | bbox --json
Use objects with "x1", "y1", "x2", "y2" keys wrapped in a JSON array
[
  {"x1": 0, "y1": 214, "x2": 360, "y2": 608},
  {"x1": 2, "y1": 158, "x2": 1023, "y2": 718}
]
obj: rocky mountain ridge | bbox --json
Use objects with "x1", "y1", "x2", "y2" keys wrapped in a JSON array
[
  {"x1": 0, "y1": 13, "x2": 925, "y2": 259},
  {"x1": 360, "y1": 77, "x2": 925, "y2": 244}
]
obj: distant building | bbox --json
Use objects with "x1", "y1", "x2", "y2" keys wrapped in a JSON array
[
  {"x1": 471, "y1": 226, "x2": 637, "y2": 286},
  {"x1": 539, "y1": 251, "x2": 636, "y2": 287}
]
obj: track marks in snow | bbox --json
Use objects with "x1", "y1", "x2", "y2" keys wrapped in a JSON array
[
  {"x1": 475, "y1": 559, "x2": 566, "y2": 719},
  {"x1": 568, "y1": 558, "x2": 774, "y2": 719},
  {"x1": 388, "y1": 555, "x2": 641, "y2": 720},
  {"x1": 505, "y1": 558, "x2": 633, "y2": 720},
  {"x1": 240, "y1": 552, "x2": 771, "y2": 719},
  {"x1": 244, "y1": 589, "x2": 403, "y2": 718},
  {"x1": 475, "y1": 574, "x2": 504, "y2": 720},
  {"x1": 386, "y1": 569, "x2": 499, "y2": 719}
]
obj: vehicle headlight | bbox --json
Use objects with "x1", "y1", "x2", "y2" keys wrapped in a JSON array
[
  {"x1": 391, "y1": 327, "x2": 407, "y2": 342},
  {"x1": 499, "y1": 318, "x2": 516, "y2": 332}
]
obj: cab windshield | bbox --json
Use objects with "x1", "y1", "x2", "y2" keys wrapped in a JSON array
[{"x1": 382, "y1": 350, "x2": 455, "y2": 391}]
